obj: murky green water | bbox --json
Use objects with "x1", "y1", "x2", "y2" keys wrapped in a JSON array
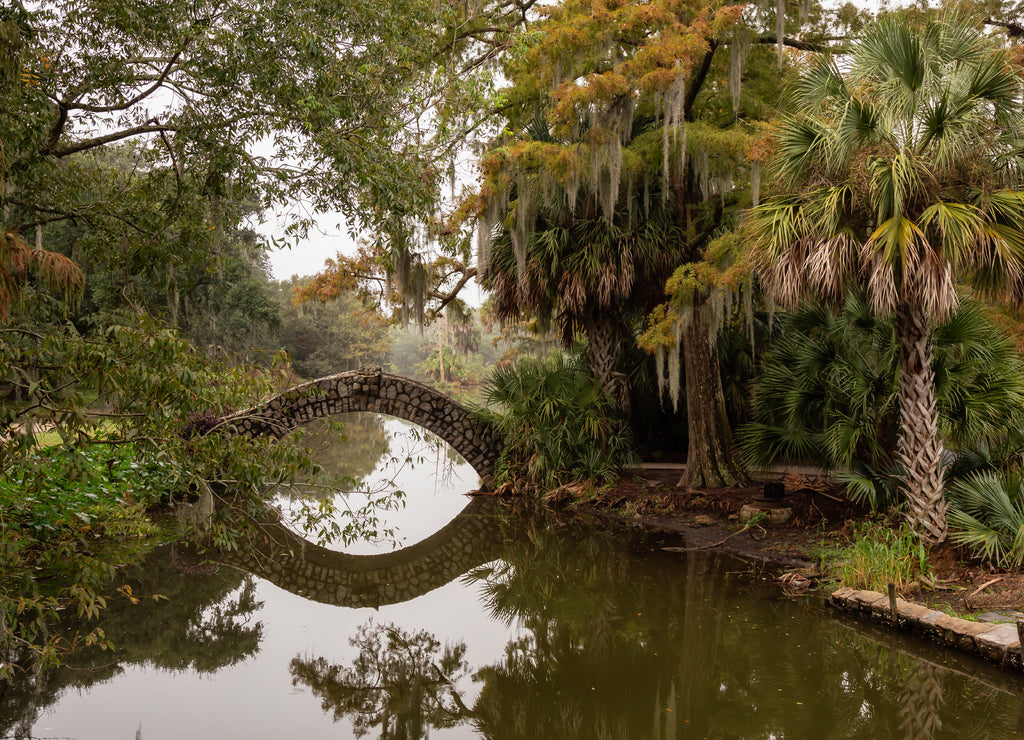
[{"x1": 3, "y1": 415, "x2": 1024, "y2": 739}]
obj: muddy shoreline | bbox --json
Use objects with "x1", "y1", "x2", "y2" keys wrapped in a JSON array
[{"x1": 557, "y1": 468, "x2": 1024, "y2": 671}]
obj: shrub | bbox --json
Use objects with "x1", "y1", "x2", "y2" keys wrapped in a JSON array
[
  {"x1": 947, "y1": 472, "x2": 1024, "y2": 568},
  {"x1": 740, "y1": 294, "x2": 1024, "y2": 509},
  {"x1": 479, "y1": 355, "x2": 637, "y2": 492}
]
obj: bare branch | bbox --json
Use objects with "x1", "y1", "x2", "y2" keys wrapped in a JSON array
[
  {"x1": 755, "y1": 35, "x2": 840, "y2": 53},
  {"x1": 431, "y1": 267, "x2": 478, "y2": 311},
  {"x1": 984, "y1": 18, "x2": 1024, "y2": 38}
]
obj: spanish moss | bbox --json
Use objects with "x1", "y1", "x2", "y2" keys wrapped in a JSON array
[
  {"x1": 776, "y1": 0, "x2": 785, "y2": 66},
  {"x1": 513, "y1": 171, "x2": 535, "y2": 288},
  {"x1": 729, "y1": 29, "x2": 751, "y2": 118},
  {"x1": 662, "y1": 74, "x2": 687, "y2": 204}
]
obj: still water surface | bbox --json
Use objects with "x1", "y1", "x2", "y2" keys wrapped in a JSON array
[{"x1": 3, "y1": 414, "x2": 1024, "y2": 739}]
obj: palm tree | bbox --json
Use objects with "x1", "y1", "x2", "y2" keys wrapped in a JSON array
[
  {"x1": 482, "y1": 195, "x2": 686, "y2": 398},
  {"x1": 747, "y1": 14, "x2": 1024, "y2": 545}
]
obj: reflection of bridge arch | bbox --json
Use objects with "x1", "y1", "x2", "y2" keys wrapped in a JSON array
[
  {"x1": 214, "y1": 497, "x2": 503, "y2": 608},
  {"x1": 222, "y1": 368, "x2": 502, "y2": 482}
]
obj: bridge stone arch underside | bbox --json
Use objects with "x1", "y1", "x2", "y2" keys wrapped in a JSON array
[
  {"x1": 213, "y1": 497, "x2": 503, "y2": 608},
  {"x1": 223, "y1": 368, "x2": 503, "y2": 483}
]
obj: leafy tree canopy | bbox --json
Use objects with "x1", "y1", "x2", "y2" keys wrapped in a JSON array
[{"x1": 0, "y1": 0, "x2": 494, "y2": 271}]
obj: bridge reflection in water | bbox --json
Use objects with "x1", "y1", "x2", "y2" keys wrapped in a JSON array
[{"x1": 212, "y1": 496, "x2": 503, "y2": 609}]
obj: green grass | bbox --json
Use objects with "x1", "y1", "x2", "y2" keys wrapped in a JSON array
[{"x1": 821, "y1": 518, "x2": 930, "y2": 593}]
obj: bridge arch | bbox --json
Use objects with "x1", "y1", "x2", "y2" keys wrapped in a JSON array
[
  {"x1": 222, "y1": 368, "x2": 503, "y2": 482},
  {"x1": 211, "y1": 497, "x2": 503, "y2": 608}
]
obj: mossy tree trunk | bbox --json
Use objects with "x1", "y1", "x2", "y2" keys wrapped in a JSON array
[{"x1": 679, "y1": 302, "x2": 746, "y2": 489}]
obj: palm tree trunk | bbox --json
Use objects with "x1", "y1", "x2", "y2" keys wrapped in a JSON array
[
  {"x1": 584, "y1": 315, "x2": 618, "y2": 394},
  {"x1": 895, "y1": 303, "x2": 947, "y2": 546},
  {"x1": 679, "y1": 303, "x2": 746, "y2": 489},
  {"x1": 898, "y1": 660, "x2": 945, "y2": 740}
]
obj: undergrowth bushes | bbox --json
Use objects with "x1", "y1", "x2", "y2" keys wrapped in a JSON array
[
  {"x1": 740, "y1": 294, "x2": 1024, "y2": 510},
  {"x1": 479, "y1": 355, "x2": 637, "y2": 492},
  {"x1": 947, "y1": 472, "x2": 1024, "y2": 568}
]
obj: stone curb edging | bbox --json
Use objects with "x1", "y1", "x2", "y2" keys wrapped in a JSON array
[{"x1": 829, "y1": 587, "x2": 1023, "y2": 670}]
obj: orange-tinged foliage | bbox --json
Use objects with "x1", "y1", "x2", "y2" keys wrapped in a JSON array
[
  {"x1": 0, "y1": 229, "x2": 84, "y2": 317},
  {"x1": 292, "y1": 245, "x2": 382, "y2": 306}
]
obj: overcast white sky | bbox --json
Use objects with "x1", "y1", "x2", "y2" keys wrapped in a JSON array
[
  {"x1": 256, "y1": 199, "x2": 488, "y2": 306},
  {"x1": 257, "y1": 207, "x2": 353, "y2": 280},
  {"x1": 258, "y1": 153, "x2": 483, "y2": 282}
]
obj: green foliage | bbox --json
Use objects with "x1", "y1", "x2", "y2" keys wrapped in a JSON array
[
  {"x1": 0, "y1": 307, "x2": 328, "y2": 678},
  {"x1": 416, "y1": 345, "x2": 483, "y2": 385},
  {"x1": 479, "y1": 355, "x2": 637, "y2": 491},
  {"x1": 947, "y1": 472, "x2": 1024, "y2": 567},
  {"x1": 823, "y1": 518, "x2": 930, "y2": 593},
  {"x1": 739, "y1": 293, "x2": 1024, "y2": 507},
  {"x1": 0, "y1": 444, "x2": 166, "y2": 538},
  {"x1": 275, "y1": 278, "x2": 391, "y2": 379},
  {"x1": 0, "y1": 441, "x2": 165, "y2": 681},
  {"x1": 0, "y1": 0, "x2": 475, "y2": 258}
]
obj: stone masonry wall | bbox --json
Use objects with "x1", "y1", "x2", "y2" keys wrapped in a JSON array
[
  {"x1": 215, "y1": 498, "x2": 502, "y2": 608},
  {"x1": 220, "y1": 368, "x2": 502, "y2": 482}
]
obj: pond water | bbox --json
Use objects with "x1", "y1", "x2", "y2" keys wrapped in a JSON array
[{"x1": 3, "y1": 414, "x2": 1024, "y2": 739}]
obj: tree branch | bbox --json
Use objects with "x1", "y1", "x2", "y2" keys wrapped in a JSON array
[
  {"x1": 48, "y1": 120, "x2": 179, "y2": 158},
  {"x1": 44, "y1": 101, "x2": 69, "y2": 153},
  {"x1": 159, "y1": 130, "x2": 184, "y2": 194},
  {"x1": 430, "y1": 267, "x2": 477, "y2": 311},
  {"x1": 684, "y1": 43, "x2": 718, "y2": 123},
  {"x1": 68, "y1": 49, "x2": 185, "y2": 114},
  {"x1": 984, "y1": 18, "x2": 1024, "y2": 38},
  {"x1": 755, "y1": 35, "x2": 839, "y2": 53}
]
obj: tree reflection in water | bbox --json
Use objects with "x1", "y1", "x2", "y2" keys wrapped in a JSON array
[
  {"x1": 294, "y1": 414, "x2": 391, "y2": 486},
  {"x1": 290, "y1": 620, "x2": 471, "y2": 739},
  {"x1": 0, "y1": 543, "x2": 264, "y2": 738},
  {"x1": 287, "y1": 511, "x2": 1024, "y2": 739},
  {"x1": 6, "y1": 503, "x2": 1024, "y2": 738}
]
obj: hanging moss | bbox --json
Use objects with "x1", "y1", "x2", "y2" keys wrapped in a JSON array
[
  {"x1": 729, "y1": 27, "x2": 752, "y2": 118},
  {"x1": 776, "y1": 0, "x2": 785, "y2": 66}
]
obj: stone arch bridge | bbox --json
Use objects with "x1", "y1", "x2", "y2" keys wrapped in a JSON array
[
  {"x1": 213, "y1": 497, "x2": 503, "y2": 608},
  {"x1": 222, "y1": 368, "x2": 503, "y2": 482}
]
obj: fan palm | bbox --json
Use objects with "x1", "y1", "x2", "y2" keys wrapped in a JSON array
[
  {"x1": 740, "y1": 295, "x2": 1024, "y2": 508},
  {"x1": 747, "y1": 14, "x2": 1024, "y2": 545},
  {"x1": 0, "y1": 228, "x2": 83, "y2": 317},
  {"x1": 484, "y1": 207, "x2": 686, "y2": 395}
]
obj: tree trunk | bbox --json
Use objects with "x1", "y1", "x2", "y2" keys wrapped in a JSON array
[
  {"x1": 584, "y1": 315, "x2": 618, "y2": 394},
  {"x1": 679, "y1": 303, "x2": 746, "y2": 489},
  {"x1": 899, "y1": 661, "x2": 944, "y2": 740},
  {"x1": 895, "y1": 303, "x2": 947, "y2": 546}
]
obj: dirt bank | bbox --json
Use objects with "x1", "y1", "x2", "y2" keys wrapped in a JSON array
[{"x1": 563, "y1": 468, "x2": 1024, "y2": 617}]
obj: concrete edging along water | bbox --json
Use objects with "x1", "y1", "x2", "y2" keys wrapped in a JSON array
[{"x1": 829, "y1": 586, "x2": 1024, "y2": 670}]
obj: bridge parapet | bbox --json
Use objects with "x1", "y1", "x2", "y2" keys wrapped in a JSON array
[{"x1": 221, "y1": 368, "x2": 502, "y2": 482}]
